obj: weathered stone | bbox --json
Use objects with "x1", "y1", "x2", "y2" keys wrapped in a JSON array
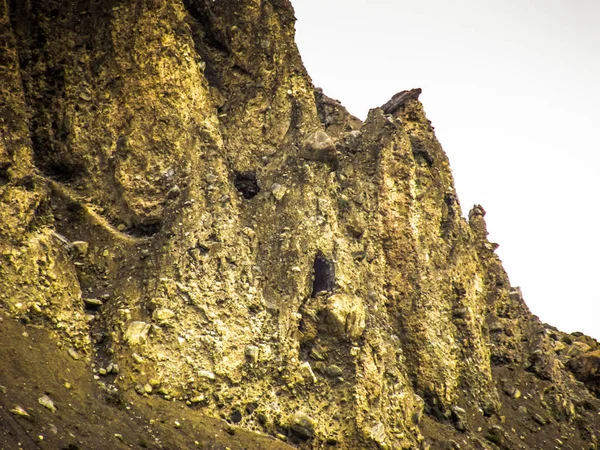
[
  {"x1": 83, "y1": 298, "x2": 103, "y2": 307},
  {"x1": 324, "y1": 294, "x2": 366, "y2": 340},
  {"x1": 300, "y1": 130, "x2": 336, "y2": 162},
  {"x1": 67, "y1": 348, "x2": 80, "y2": 360},
  {"x1": 167, "y1": 185, "x2": 181, "y2": 199},
  {"x1": 324, "y1": 364, "x2": 343, "y2": 377},
  {"x1": 271, "y1": 183, "x2": 286, "y2": 201},
  {"x1": 38, "y1": 395, "x2": 57, "y2": 413},
  {"x1": 485, "y1": 426, "x2": 504, "y2": 445},
  {"x1": 568, "y1": 341, "x2": 593, "y2": 357},
  {"x1": 532, "y1": 413, "x2": 547, "y2": 425},
  {"x1": 10, "y1": 405, "x2": 29, "y2": 417},
  {"x1": 152, "y1": 308, "x2": 175, "y2": 323},
  {"x1": 197, "y1": 370, "x2": 216, "y2": 381},
  {"x1": 245, "y1": 345, "x2": 259, "y2": 363},
  {"x1": 190, "y1": 394, "x2": 206, "y2": 404},
  {"x1": 299, "y1": 362, "x2": 317, "y2": 384},
  {"x1": 124, "y1": 322, "x2": 151, "y2": 345},
  {"x1": 290, "y1": 412, "x2": 315, "y2": 440},
  {"x1": 70, "y1": 241, "x2": 89, "y2": 257}
]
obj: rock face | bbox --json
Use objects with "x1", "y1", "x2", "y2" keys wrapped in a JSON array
[{"x1": 0, "y1": 1, "x2": 599, "y2": 449}]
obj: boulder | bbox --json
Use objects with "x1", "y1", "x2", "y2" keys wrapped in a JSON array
[
  {"x1": 124, "y1": 321, "x2": 151, "y2": 345},
  {"x1": 300, "y1": 131, "x2": 336, "y2": 162},
  {"x1": 325, "y1": 294, "x2": 366, "y2": 340}
]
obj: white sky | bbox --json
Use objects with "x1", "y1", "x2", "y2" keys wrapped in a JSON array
[{"x1": 293, "y1": 0, "x2": 600, "y2": 339}]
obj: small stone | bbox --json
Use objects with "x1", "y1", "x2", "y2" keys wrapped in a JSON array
[
  {"x1": 98, "y1": 368, "x2": 107, "y2": 376},
  {"x1": 290, "y1": 412, "x2": 315, "y2": 440},
  {"x1": 83, "y1": 298, "x2": 103, "y2": 307},
  {"x1": 152, "y1": 308, "x2": 175, "y2": 323},
  {"x1": 245, "y1": 345, "x2": 259, "y2": 363},
  {"x1": 230, "y1": 410, "x2": 242, "y2": 424},
  {"x1": 198, "y1": 370, "x2": 216, "y2": 381},
  {"x1": 310, "y1": 348, "x2": 325, "y2": 361},
  {"x1": 68, "y1": 348, "x2": 80, "y2": 360},
  {"x1": 135, "y1": 384, "x2": 146, "y2": 395},
  {"x1": 482, "y1": 402, "x2": 496, "y2": 417},
  {"x1": 10, "y1": 405, "x2": 29, "y2": 417},
  {"x1": 485, "y1": 426, "x2": 504, "y2": 445},
  {"x1": 144, "y1": 384, "x2": 153, "y2": 394},
  {"x1": 132, "y1": 353, "x2": 143, "y2": 364},
  {"x1": 532, "y1": 413, "x2": 546, "y2": 425},
  {"x1": 299, "y1": 362, "x2": 317, "y2": 384},
  {"x1": 190, "y1": 394, "x2": 206, "y2": 404},
  {"x1": 271, "y1": 183, "x2": 286, "y2": 201},
  {"x1": 489, "y1": 321, "x2": 504, "y2": 333},
  {"x1": 38, "y1": 395, "x2": 57, "y2": 413},
  {"x1": 70, "y1": 241, "x2": 89, "y2": 256},
  {"x1": 0, "y1": 385, "x2": 6, "y2": 394},
  {"x1": 167, "y1": 185, "x2": 181, "y2": 199},
  {"x1": 174, "y1": 420, "x2": 181, "y2": 429},
  {"x1": 324, "y1": 365, "x2": 343, "y2": 377}
]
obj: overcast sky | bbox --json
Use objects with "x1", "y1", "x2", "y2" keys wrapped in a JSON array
[{"x1": 293, "y1": 0, "x2": 600, "y2": 339}]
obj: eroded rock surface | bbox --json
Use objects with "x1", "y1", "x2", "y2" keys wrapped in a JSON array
[{"x1": 1, "y1": 1, "x2": 599, "y2": 449}]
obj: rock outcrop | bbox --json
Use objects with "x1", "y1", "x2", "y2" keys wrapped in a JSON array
[{"x1": 1, "y1": 1, "x2": 599, "y2": 449}]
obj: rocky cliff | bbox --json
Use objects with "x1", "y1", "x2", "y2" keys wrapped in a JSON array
[{"x1": 1, "y1": 1, "x2": 599, "y2": 449}]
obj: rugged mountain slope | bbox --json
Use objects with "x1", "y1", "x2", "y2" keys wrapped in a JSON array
[{"x1": 1, "y1": 1, "x2": 599, "y2": 449}]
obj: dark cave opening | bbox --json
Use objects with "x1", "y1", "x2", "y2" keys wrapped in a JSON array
[
  {"x1": 45, "y1": 161, "x2": 84, "y2": 183},
  {"x1": 311, "y1": 252, "x2": 335, "y2": 298},
  {"x1": 0, "y1": 163, "x2": 10, "y2": 186},
  {"x1": 233, "y1": 171, "x2": 260, "y2": 199},
  {"x1": 125, "y1": 220, "x2": 162, "y2": 238}
]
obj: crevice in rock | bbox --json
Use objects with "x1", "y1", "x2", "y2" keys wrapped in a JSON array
[
  {"x1": 311, "y1": 253, "x2": 335, "y2": 298},
  {"x1": 125, "y1": 219, "x2": 162, "y2": 238},
  {"x1": 0, "y1": 163, "x2": 10, "y2": 186},
  {"x1": 44, "y1": 161, "x2": 85, "y2": 183},
  {"x1": 410, "y1": 136, "x2": 434, "y2": 167},
  {"x1": 233, "y1": 171, "x2": 260, "y2": 199}
]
